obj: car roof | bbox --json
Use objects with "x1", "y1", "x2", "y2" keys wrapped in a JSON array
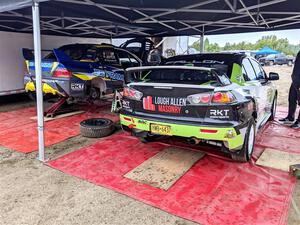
[{"x1": 58, "y1": 43, "x2": 116, "y2": 49}]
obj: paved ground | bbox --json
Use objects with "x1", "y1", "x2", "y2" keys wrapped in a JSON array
[{"x1": 0, "y1": 66, "x2": 299, "y2": 225}]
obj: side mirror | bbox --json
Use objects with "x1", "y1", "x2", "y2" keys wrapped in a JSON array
[{"x1": 268, "y1": 72, "x2": 279, "y2": 80}]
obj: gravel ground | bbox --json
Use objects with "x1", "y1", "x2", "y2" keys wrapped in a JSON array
[{"x1": 0, "y1": 66, "x2": 300, "y2": 225}]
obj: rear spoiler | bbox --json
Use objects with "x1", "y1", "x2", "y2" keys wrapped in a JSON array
[
  {"x1": 22, "y1": 48, "x2": 52, "y2": 60},
  {"x1": 22, "y1": 48, "x2": 72, "y2": 63}
]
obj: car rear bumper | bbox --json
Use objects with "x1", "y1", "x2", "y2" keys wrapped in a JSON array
[
  {"x1": 24, "y1": 76, "x2": 70, "y2": 96},
  {"x1": 120, "y1": 114, "x2": 245, "y2": 150}
]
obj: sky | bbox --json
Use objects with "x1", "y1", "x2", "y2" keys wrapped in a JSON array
[{"x1": 188, "y1": 29, "x2": 300, "y2": 47}]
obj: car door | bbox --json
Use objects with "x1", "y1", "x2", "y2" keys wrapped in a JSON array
[
  {"x1": 247, "y1": 58, "x2": 274, "y2": 126},
  {"x1": 95, "y1": 47, "x2": 124, "y2": 90},
  {"x1": 242, "y1": 58, "x2": 267, "y2": 126}
]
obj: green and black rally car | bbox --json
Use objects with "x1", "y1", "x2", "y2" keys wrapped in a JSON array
[{"x1": 119, "y1": 53, "x2": 279, "y2": 162}]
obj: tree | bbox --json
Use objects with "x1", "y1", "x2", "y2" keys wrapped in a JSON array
[{"x1": 189, "y1": 35, "x2": 300, "y2": 56}]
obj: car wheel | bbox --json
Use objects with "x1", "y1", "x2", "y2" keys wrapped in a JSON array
[
  {"x1": 27, "y1": 91, "x2": 53, "y2": 101},
  {"x1": 231, "y1": 119, "x2": 256, "y2": 162},
  {"x1": 27, "y1": 91, "x2": 36, "y2": 101},
  {"x1": 269, "y1": 61, "x2": 274, "y2": 66},
  {"x1": 287, "y1": 61, "x2": 292, "y2": 66},
  {"x1": 80, "y1": 118, "x2": 115, "y2": 138},
  {"x1": 268, "y1": 94, "x2": 277, "y2": 121}
]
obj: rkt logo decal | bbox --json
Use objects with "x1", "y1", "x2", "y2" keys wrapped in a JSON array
[
  {"x1": 143, "y1": 96, "x2": 156, "y2": 111},
  {"x1": 209, "y1": 109, "x2": 230, "y2": 119}
]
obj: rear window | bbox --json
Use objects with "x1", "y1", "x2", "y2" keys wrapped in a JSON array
[
  {"x1": 43, "y1": 45, "x2": 92, "y2": 61},
  {"x1": 126, "y1": 68, "x2": 230, "y2": 86}
]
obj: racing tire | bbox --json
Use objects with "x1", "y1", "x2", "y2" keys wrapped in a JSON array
[
  {"x1": 27, "y1": 91, "x2": 53, "y2": 101},
  {"x1": 80, "y1": 118, "x2": 115, "y2": 138},
  {"x1": 27, "y1": 91, "x2": 37, "y2": 101},
  {"x1": 231, "y1": 119, "x2": 256, "y2": 162},
  {"x1": 268, "y1": 94, "x2": 277, "y2": 121}
]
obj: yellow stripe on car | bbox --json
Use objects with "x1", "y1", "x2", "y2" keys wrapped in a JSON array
[
  {"x1": 25, "y1": 60, "x2": 30, "y2": 73},
  {"x1": 50, "y1": 62, "x2": 59, "y2": 74},
  {"x1": 73, "y1": 73, "x2": 96, "y2": 81}
]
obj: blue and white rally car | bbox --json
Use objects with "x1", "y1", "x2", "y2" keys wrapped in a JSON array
[{"x1": 23, "y1": 43, "x2": 142, "y2": 100}]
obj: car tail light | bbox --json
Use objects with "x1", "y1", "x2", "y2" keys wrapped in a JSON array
[
  {"x1": 53, "y1": 68, "x2": 72, "y2": 78},
  {"x1": 188, "y1": 91, "x2": 236, "y2": 105},
  {"x1": 123, "y1": 87, "x2": 143, "y2": 100},
  {"x1": 187, "y1": 93, "x2": 212, "y2": 104},
  {"x1": 212, "y1": 92, "x2": 235, "y2": 104}
]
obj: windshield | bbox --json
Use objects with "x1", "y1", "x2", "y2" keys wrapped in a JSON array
[{"x1": 126, "y1": 67, "x2": 230, "y2": 86}]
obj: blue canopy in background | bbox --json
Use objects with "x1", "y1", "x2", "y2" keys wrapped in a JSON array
[{"x1": 255, "y1": 47, "x2": 279, "y2": 55}]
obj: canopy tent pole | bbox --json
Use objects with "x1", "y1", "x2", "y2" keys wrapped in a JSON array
[
  {"x1": 32, "y1": 0, "x2": 45, "y2": 162},
  {"x1": 200, "y1": 33, "x2": 204, "y2": 53}
]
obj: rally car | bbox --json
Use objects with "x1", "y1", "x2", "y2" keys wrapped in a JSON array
[
  {"x1": 23, "y1": 43, "x2": 142, "y2": 101},
  {"x1": 119, "y1": 53, "x2": 279, "y2": 162}
]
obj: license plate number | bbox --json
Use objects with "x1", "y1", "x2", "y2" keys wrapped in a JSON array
[{"x1": 150, "y1": 124, "x2": 171, "y2": 135}]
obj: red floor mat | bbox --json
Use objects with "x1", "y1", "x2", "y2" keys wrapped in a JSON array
[
  {"x1": 48, "y1": 133, "x2": 296, "y2": 225},
  {"x1": 0, "y1": 105, "x2": 118, "y2": 153}
]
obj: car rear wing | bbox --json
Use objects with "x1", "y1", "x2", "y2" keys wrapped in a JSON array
[
  {"x1": 22, "y1": 48, "x2": 52, "y2": 60},
  {"x1": 22, "y1": 48, "x2": 72, "y2": 63},
  {"x1": 124, "y1": 65, "x2": 231, "y2": 86}
]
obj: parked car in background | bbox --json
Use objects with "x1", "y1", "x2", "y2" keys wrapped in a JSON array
[
  {"x1": 23, "y1": 43, "x2": 141, "y2": 101},
  {"x1": 120, "y1": 53, "x2": 279, "y2": 162},
  {"x1": 259, "y1": 53, "x2": 294, "y2": 66}
]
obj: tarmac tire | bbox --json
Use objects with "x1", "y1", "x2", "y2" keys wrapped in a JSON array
[
  {"x1": 27, "y1": 91, "x2": 36, "y2": 101},
  {"x1": 80, "y1": 118, "x2": 115, "y2": 138},
  {"x1": 231, "y1": 119, "x2": 256, "y2": 162},
  {"x1": 27, "y1": 91, "x2": 53, "y2": 101}
]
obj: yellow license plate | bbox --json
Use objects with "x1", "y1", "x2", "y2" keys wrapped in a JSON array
[{"x1": 150, "y1": 124, "x2": 171, "y2": 135}]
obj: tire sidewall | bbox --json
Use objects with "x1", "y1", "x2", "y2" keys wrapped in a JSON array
[
  {"x1": 243, "y1": 119, "x2": 256, "y2": 161},
  {"x1": 269, "y1": 94, "x2": 277, "y2": 121},
  {"x1": 80, "y1": 118, "x2": 115, "y2": 138}
]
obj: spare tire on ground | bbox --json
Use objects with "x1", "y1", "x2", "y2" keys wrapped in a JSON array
[{"x1": 80, "y1": 118, "x2": 115, "y2": 138}]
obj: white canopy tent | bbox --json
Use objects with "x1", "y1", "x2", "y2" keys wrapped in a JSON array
[{"x1": 0, "y1": 0, "x2": 299, "y2": 161}]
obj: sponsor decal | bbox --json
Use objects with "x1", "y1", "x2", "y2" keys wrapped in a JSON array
[
  {"x1": 209, "y1": 109, "x2": 230, "y2": 119},
  {"x1": 92, "y1": 69, "x2": 106, "y2": 77},
  {"x1": 29, "y1": 61, "x2": 53, "y2": 68},
  {"x1": 71, "y1": 83, "x2": 84, "y2": 90},
  {"x1": 143, "y1": 96, "x2": 156, "y2": 111},
  {"x1": 157, "y1": 105, "x2": 181, "y2": 114},
  {"x1": 138, "y1": 120, "x2": 147, "y2": 124},
  {"x1": 142, "y1": 96, "x2": 186, "y2": 114},
  {"x1": 122, "y1": 100, "x2": 130, "y2": 109},
  {"x1": 93, "y1": 69, "x2": 124, "y2": 81}
]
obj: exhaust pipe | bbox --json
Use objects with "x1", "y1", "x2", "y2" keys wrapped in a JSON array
[{"x1": 187, "y1": 138, "x2": 201, "y2": 145}]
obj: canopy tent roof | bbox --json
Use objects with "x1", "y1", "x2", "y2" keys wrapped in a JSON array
[
  {"x1": 255, "y1": 46, "x2": 279, "y2": 54},
  {"x1": 0, "y1": 0, "x2": 300, "y2": 38}
]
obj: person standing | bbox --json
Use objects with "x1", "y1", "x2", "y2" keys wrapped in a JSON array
[{"x1": 279, "y1": 51, "x2": 300, "y2": 128}]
